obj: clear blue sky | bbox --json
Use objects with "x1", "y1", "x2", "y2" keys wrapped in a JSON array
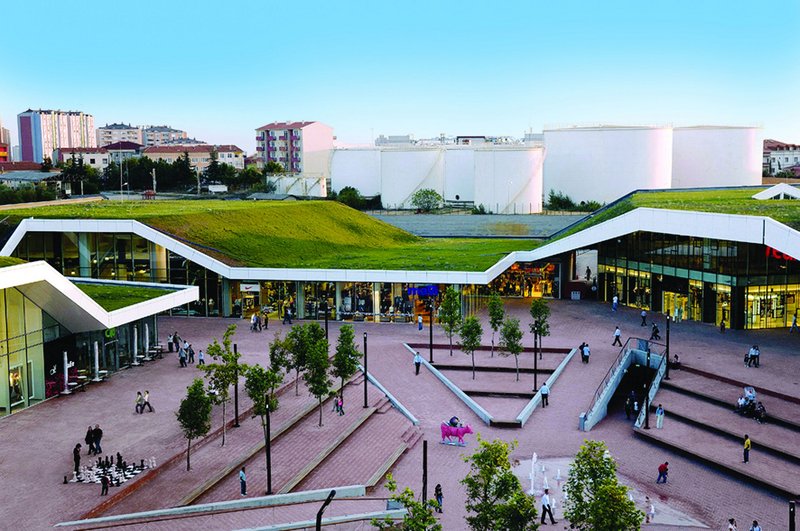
[{"x1": 2, "y1": 0, "x2": 798, "y2": 153}]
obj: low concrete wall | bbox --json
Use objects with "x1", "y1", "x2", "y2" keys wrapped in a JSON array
[
  {"x1": 516, "y1": 347, "x2": 577, "y2": 426},
  {"x1": 403, "y1": 343, "x2": 493, "y2": 425},
  {"x1": 237, "y1": 509, "x2": 408, "y2": 531},
  {"x1": 56, "y1": 485, "x2": 367, "y2": 527},
  {"x1": 359, "y1": 363, "x2": 419, "y2": 426}
]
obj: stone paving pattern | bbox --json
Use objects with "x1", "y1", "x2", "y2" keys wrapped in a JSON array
[{"x1": 2, "y1": 300, "x2": 799, "y2": 529}]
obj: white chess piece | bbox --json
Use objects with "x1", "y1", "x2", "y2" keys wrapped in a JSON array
[
  {"x1": 71, "y1": 471, "x2": 78, "y2": 482},
  {"x1": 555, "y1": 468, "x2": 562, "y2": 481}
]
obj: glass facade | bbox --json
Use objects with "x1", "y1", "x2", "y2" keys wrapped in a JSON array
[{"x1": 597, "y1": 232, "x2": 800, "y2": 329}]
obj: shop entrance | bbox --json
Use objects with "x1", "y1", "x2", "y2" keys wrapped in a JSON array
[{"x1": 662, "y1": 291, "x2": 688, "y2": 322}]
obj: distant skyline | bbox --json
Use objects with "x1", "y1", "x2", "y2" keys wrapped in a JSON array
[{"x1": 2, "y1": 0, "x2": 798, "y2": 155}]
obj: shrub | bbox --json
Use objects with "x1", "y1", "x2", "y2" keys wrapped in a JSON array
[{"x1": 411, "y1": 188, "x2": 443, "y2": 212}]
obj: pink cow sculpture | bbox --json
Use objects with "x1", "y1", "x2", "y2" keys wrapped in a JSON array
[{"x1": 440, "y1": 422, "x2": 474, "y2": 446}]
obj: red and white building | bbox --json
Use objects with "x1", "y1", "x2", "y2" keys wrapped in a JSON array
[
  {"x1": 764, "y1": 139, "x2": 800, "y2": 176},
  {"x1": 141, "y1": 144, "x2": 245, "y2": 170},
  {"x1": 53, "y1": 147, "x2": 109, "y2": 171},
  {"x1": 255, "y1": 121, "x2": 333, "y2": 177},
  {"x1": 17, "y1": 109, "x2": 96, "y2": 163}
]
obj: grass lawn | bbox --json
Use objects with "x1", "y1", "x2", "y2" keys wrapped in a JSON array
[
  {"x1": 0, "y1": 256, "x2": 26, "y2": 268},
  {"x1": 75, "y1": 283, "x2": 177, "y2": 312},
  {"x1": 2, "y1": 200, "x2": 538, "y2": 271},
  {"x1": 554, "y1": 186, "x2": 800, "y2": 239}
]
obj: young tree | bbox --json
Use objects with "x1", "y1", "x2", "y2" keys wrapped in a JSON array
[
  {"x1": 286, "y1": 323, "x2": 326, "y2": 395},
  {"x1": 372, "y1": 473, "x2": 441, "y2": 531},
  {"x1": 303, "y1": 326, "x2": 331, "y2": 427},
  {"x1": 337, "y1": 186, "x2": 365, "y2": 209},
  {"x1": 331, "y1": 324, "x2": 361, "y2": 404},
  {"x1": 410, "y1": 188, "x2": 443, "y2": 212},
  {"x1": 264, "y1": 160, "x2": 286, "y2": 174},
  {"x1": 205, "y1": 149, "x2": 221, "y2": 181},
  {"x1": 244, "y1": 363, "x2": 284, "y2": 494},
  {"x1": 488, "y1": 293, "x2": 505, "y2": 357},
  {"x1": 40, "y1": 156, "x2": 53, "y2": 172},
  {"x1": 499, "y1": 317, "x2": 524, "y2": 381},
  {"x1": 529, "y1": 298, "x2": 551, "y2": 390},
  {"x1": 459, "y1": 315, "x2": 483, "y2": 380},
  {"x1": 176, "y1": 378, "x2": 212, "y2": 471},
  {"x1": 439, "y1": 286, "x2": 462, "y2": 356},
  {"x1": 200, "y1": 324, "x2": 244, "y2": 447},
  {"x1": 564, "y1": 440, "x2": 643, "y2": 530},
  {"x1": 268, "y1": 333, "x2": 291, "y2": 373},
  {"x1": 462, "y1": 436, "x2": 539, "y2": 531}
]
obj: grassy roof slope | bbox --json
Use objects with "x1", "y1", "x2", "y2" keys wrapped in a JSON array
[
  {"x1": 0, "y1": 256, "x2": 26, "y2": 268},
  {"x1": 75, "y1": 283, "x2": 177, "y2": 312},
  {"x1": 553, "y1": 187, "x2": 800, "y2": 240},
  {"x1": 2, "y1": 200, "x2": 537, "y2": 271}
]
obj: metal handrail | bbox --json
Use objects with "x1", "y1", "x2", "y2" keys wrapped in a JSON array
[
  {"x1": 584, "y1": 336, "x2": 665, "y2": 418},
  {"x1": 634, "y1": 348, "x2": 668, "y2": 429}
]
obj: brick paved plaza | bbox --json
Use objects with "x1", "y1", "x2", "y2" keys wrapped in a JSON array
[{"x1": 1, "y1": 298, "x2": 796, "y2": 530}]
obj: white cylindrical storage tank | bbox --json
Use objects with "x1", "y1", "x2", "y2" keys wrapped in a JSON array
[
  {"x1": 543, "y1": 126, "x2": 673, "y2": 204},
  {"x1": 443, "y1": 148, "x2": 475, "y2": 202},
  {"x1": 672, "y1": 126, "x2": 763, "y2": 188},
  {"x1": 330, "y1": 148, "x2": 382, "y2": 196},
  {"x1": 474, "y1": 146, "x2": 544, "y2": 213},
  {"x1": 380, "y1": 147, "x2": 444, "y2": 209}
]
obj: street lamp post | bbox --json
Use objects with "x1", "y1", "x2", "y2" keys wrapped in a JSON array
[
  {"x1": 233, "y1": 343, "x2": 240, "y2": 428},
  {"x1": 429, "y1": 299, "x2": 434, "y2": 364},
  {"x1": 315, "y1": 490, "x2": 336, "y2": 531},
  {"x1": 664, "y1": 315, "x2": 671, "y2": 380},
  {"x1": 323, "y1": 300, "x2": 329, "y2": 341},
  {"x1": 265, "y1": 402, "x2": 272, "y2": 494},
  {"x1": 363, "y1": 332, "x2": 368, "y2": 409},
  {"x1": 644, "y1": 348, "x2": 651, "y2": 430},
  {"x1": 533, "y1": 329, "x2": 538, "y2": 392}
]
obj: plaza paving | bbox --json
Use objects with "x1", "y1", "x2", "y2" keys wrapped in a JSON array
[
  {"x1": 372, "y1": 213, "x2": 583, "y2": 238},
  {"x1": 1, "y1": 299, "x2": 797, "y2": 530}
]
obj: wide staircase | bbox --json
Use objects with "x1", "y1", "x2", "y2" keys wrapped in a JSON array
[{"x1": 635, "y1": 366, "x2": 800, "y2": 498}]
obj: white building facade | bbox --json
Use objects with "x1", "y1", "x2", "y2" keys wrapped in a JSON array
[
  {"x1": 96, "y1": 123, "x2": 143, "y2": 146},
  {"x1": 142, "y1": 126, "x2": 188, "y2": 147},
  {"x1": 255, "y1": 121, "x2": 334, "y2": 178},
  {"x1": 17, "y1": 109, "x2": 96, "y2": 163}
]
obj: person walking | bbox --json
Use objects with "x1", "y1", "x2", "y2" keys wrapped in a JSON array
[
  {"x1": 263, "y1": 310, "x2": 269, "y2": 330},
  {"x1": 250, "y1": 313, "x2": 258, "y2": 332},
  {"x1": 540, "y1": 381, "x2": 550, "y2": 407},
  {"x1": 337, "y1": 395, "x2": 344, "y2": 416},
  {"x1": 143, "y1": 390, "x2": 154, "y2": 413},
  {"x1": 644, "y1": 496, "x2": 655, "y2": 523},
  {"x1": 744, "y1": 346, "x2": 753, "y2": 368},
  {"x1": 100, "y1": 474, "x2": 109, "y2": 496},
  {"x1": 93, "y1": 424, "x2": 103, "y2": 455},
  {"x1": 728, "y1": 517, "x2": 738, "y2": 531},
  {"x1": 743, "y1": 434, "x2": 751, "y2": 463},
  {"x1": 73, "y1": 443, "x2": 82, "y2": 474},
  {"x1": 640, "y1": 309, "x2": 647, "y2": 326},
  {"x1": 720, "y1": 319, "x2": 726, "y2": 333},
  {"x1": 751, "y1": 345, "x2": 760, "y2": 368},
  {"x1": 749, "y1": 520, "x2": 761, "y2": 531},
  {"x1": 540, "y1": 488, "x2": 557, "y2": 525},
  {"x1": 167, "y1": 333, "x2": 174, "y2": 353},
  {"x1": 655, "y1": 404, "x2": 665, "y2": 429},
  {"x1": 612, "y1": 326, "x2": 622, "y2": 346},
  {"x1": 624, "y1": 397, "x2": 633, "y2": 420},
  {"x1": 85, "y1": 426, "x2": 95, "y2": 455},
  {"x1": 135, "y1": 391, "x2": 144, "y2": 414},
  {"x1": 197, "y1": 349, "x2": 205, "y2": 365},
  {"x1": 650, "y1": 322, "x2": 660, "y2": 340},
  {"x1": 791, "y1": 313, "x2": 798, "y2": 333},
  {"x1": 413, "y1": 351, "x2": 422, "y2": 375},
  {"x1": 582, "y1": 343, "x2": 591, "y2": 364},
  {"x1": 239, "y1": 466, "x2": 247, "y2": 496},
  {"x1": 656, "y1": 461, "x2": 669, "y2": 483},
  {"x1": 172, "y1": 332, "x2": 181, "y2": 353},
  {"x1": 612, "y1": 294, "x2": 618, "y2": 312},
  {"x1": 418, "y1": 314, "x2": 423, "y2": 331},
  {"x1": 434, "y1": 483, "x2": 443, "y2": 513},
  {"x1": 178, "y1": 347, "x2": 187, "y2": 368},
  {"x1": 188, "y1": 344, "x2": 195, "y2": 364}
]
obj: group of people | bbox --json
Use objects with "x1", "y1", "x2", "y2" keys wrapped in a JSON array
[
  {"x1": 727, "y1": 518, "x2": 762, "y2": 531},
  {"x1": 578, "y1": 342, "x2": 591, "y2": 363},
  {"x1": 169, "y1": 332, "x2": 203, "y2": 368},
  {"x1": 331, "y1": 394, "x2": 345, "y2": 416},
  {"x1": 744, "y1": 345, "x2": 761, "y2": 368},
  {"x1": 134, "y1": 390, "x2": 154, "y2": 414},
  {"x1": 250, "y1": 311, "x2": 268, "y2": 332},
  {"x1": 74, "y1": 425, "x2": 104, "y2": 473},
  {"x1": 735, "y1": 386, "x2": 766, "y2": 423}
]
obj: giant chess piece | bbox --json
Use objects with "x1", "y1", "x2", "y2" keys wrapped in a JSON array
[
  {"x1": 63, "y1": 475, "x2": 68, "y2": 484},
  {"x1": 71, "y1": 471, "x2": 78, "y2": 483},
  {"x1": 116, "y1": 452, "x2": 123, "y2": 469},
  {"x1": 140, "y1": 459, "x2": 144, "y2": 469}
]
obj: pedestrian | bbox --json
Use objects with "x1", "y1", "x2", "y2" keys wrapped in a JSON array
[
  {"x1": 540, "y1": 488, "x2": 557, "y2": 525},
  {"x1": 582, "y1": 343, "x2": 590, "y2": 364},
  {"x1": 178, "y1": 347, "x2": 187, "y2": 368},
  {"x1": 100, "y1": 474, "x2": 109, "y2": 496},
  {"x1": 250, "y1": 313, "x2": 257, "y2": 332},
  {"x1": 135, "y1": 391, "x2": 144, "y2": 414},
  {"x1": 197, "y1": 349, "x2": 205, "y2": 365},
  {"x1": 73, "y1": 443, "x2": 82, "y2": 473},
  {"x1": 167, "y1": 333, "x2": 174, "y2": 353},
  {"x1": 673, "y1": 306, "x2": 679, "y2": 324},
  {"x1": 720, "y1": 319, "x2": 726, "y2": 333},
  {"x1": 744, "y1": 346, "x2": 752, "y2": 367},
  {"x1": 644, "y1": 496, "x2": 655, "y2": 523},
  {"x1": 612, "y1": 294, "x2": 618, "y2": 312},
  {"x1": 263, "y1": 310, "x2": 269, "y2": 330},
  {"x1": 172, "y1": 332, "x2": 181, "y2": 353},
  {"x1": 656, "y1": 461, "x2": 669, "y2": 483},
  {"x1": 85, "y1": 425, "x2": 95, "y2": 455},
  {"x1": 418, "y1": 314, "x2": 423, "y2": 331},
  {"x1": 239, "y1": 466, "x2": 247, "y2": 496},
  {"x1": 92, "y1": 424, "x2": 103, "y2": 455},
  {"x1": 540, "y1": 381, "x2": 550, "y2": 407},
  {"x1": 749, "y1": 520, "x2": 761, "y2": 531},
  {"x1": 655, "y1": 404, "x2": 665, "y2": 428},
  {"x1": 728, "y1": 517, "x2": 738, "y2": 531},
  {"x1": 413, "y1": 351, "x2": 422, "y2": 375},
  {"x1": 641, "y1": 309, "x2": 647, "y2": 326},
  {"x1": 286, "y1": 307, "x2": 292, "y2": 324},
  {"x1": 337, "y1": 395, "x2": 344, "y2": 416},
  {"x1": 188, "y1": 344, "x2": 195, "y2": 364},
  {"x1": 143, "y1": 390, "x2": 154, "y2": 413},
  {"x1": 434, "y1": 483, "x2": 443, "y2": 513},
  {"x1": 792, "y1": 313, "x2": 798, "y2": 333},
  {"x1": 612, "y1": 326, "x2": 622, "y2": 346},
  {"x1": 743, "y1": 434, "x2": 751, "y2": 463},
  {"x1": 751, "y1": 345, "x2": 760, "y2": 368},
  {"x1": 624, "y1": 397, "x2": 633, "y2": 420}
]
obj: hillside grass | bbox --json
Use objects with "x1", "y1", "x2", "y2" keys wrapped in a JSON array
[
  {"x1": 0, "y1": 256, "x2": 26, "y2": 268},
  {"x1": 553, "y1": 186, "x2": 800, "y2": 239},
  {"x1": 2, "y1": 200, "x2": 537, "y2": 271},
  {"x1": 75, "y1": 283, "x2": 177, "y2": 312}
]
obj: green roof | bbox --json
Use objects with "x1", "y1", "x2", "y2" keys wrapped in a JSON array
[
  {"x1": 75, "y1": 283, "x2": 177, "y2": 312},
  {"x1": 554, "y1": 186, "x2": 800, "y2": 239},
  {"x1": 2, "y1": 200, "x2": 537, "y2": 271},
  {"x1": 0, "y1": 256, "x2": 26, "y2": 268}
]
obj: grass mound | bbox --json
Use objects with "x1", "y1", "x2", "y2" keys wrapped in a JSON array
[{"x1": 75, "y1": 283, "x2": 177, "y2": 312}]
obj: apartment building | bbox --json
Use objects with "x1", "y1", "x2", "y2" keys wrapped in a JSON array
[
  {"x1": 96, "y1": 123, "x2": 143, "y2": 146},
  {"x1": 141, "y1": 144, "x2": 245, "y2": 170},
  {"x1": 255, "y1": 121, "x2": 333, "y2": 177},
  {"x1": 17, "y1": 109, "x2": 96, "y2": 163},
  {"x1": 764, "y1": 139, "x2": 800, "y2": 175},
  {"x1": 53, "y1": 147, "x2": 109, "y2": 171},
  {"x1": 142, "y1": 125, "x2": 188, "y2": 146}
]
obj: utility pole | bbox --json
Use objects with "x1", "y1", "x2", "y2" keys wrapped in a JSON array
[
  {"x1": 233, "y1": 343, "x2": 240, "y2": 427},
  {"x1": 152, "y1": 168, "x2": 157, "y2": 193},
  {"x1": 363, "y1": 332, "x2": 368, "y2": 408}
]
